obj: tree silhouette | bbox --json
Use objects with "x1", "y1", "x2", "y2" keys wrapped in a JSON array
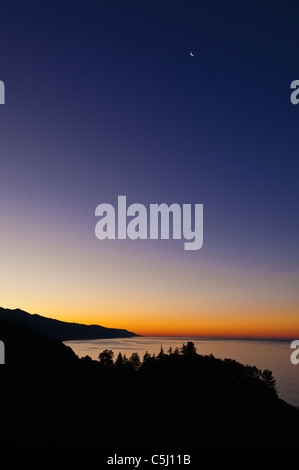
[
  {"x1": 157, "y1": 345, "x2": 165, "y2": 360},
  {"x1": 261, "y1": 369, "x2": 277, "y2": 392},
  {"x1": 81, "y1": 355, "x2": 93, "y2": 364},
  {"x1": 98, "y1": 349, "x2": 114, "y2": 367},
  {"x1": 115, "y1": 352, "x2": 125, "y2": 368},
  {"x1": 181, "y1": 341, "x2": 197, "y2": 356},
  {"x1": 143, "y1": 351, "x2": 151, "y2": 363},
  {"x1": 129, "y1": 352, "x2": 141, "y2": 370},
  {"x1": 122, "y1": 354, "x2": 129, "y2": 367}
]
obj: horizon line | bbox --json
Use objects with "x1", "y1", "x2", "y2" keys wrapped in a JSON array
[
  {"x1": 1, "y1": 306, "x2": 297, "y2": 342},
  {"x1": 133, "y1": 334, "x2": 295, "y2": 342}
]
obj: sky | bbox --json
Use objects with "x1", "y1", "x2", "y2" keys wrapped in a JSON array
[{"x1": 0, "y1": 0, "x2": 298, "y2": 337}]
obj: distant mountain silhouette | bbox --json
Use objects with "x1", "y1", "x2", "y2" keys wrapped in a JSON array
[{"x1": 0, "y1": 307, "x2": 138, "y2": 341}]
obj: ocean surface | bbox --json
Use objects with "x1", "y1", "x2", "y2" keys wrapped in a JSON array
[{"x1": 64, "y1": 336, "x2": 299, "y2": 408}]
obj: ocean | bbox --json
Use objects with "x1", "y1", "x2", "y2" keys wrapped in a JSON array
[{"x1": 64, "y1": 336, "x2": 299, "y2": 408}]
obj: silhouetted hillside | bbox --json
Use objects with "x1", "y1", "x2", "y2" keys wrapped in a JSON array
[
  {"x1": 0, "y1": 307, "x2": 138, "y2": 340},
  {"x1": 0, "y1": 316, "x2": 298, "y2": 450},
  {"x1": 0, "y1": 317, "x2": 79, "y2": 365}
]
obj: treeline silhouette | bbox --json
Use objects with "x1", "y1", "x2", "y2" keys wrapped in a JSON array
[
  {"x1": 94, "y1": 341, "x2": 277, "y2": 393},
  {"x1": 0, "y1": 320, "x2": 299, "y2": 450}
]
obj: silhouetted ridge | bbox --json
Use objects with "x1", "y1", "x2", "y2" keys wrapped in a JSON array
[
  {"x1": 0, "y1": 317, "x2": 78, "y2": 364},
  {"x1": 0, "y1": 307, "x2": 138, "y2": 340},
  {"x1": 0, "y1": 320, "x2": 298, "y2": 450},
  {"x1": 80, "y1": 341, "x2": 299, "y2": 450}
]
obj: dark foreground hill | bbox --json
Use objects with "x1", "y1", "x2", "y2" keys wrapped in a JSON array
[
  {"x1": 0, "y1": 317, "x2": 298, "y2": 450},
  {"x1": 0, "y1": 307, "x2": 138, "y2": 340}
]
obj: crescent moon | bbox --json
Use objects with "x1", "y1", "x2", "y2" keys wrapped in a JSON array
[{"x1": 190, "y1": 52, "x2": 194, "y2": 56}]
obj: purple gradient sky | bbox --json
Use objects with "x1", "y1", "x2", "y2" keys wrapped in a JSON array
[{"x1": 0, "y1": 1, "x2": 298, "y2": 336}]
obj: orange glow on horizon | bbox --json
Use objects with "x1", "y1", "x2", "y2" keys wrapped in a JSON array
[
  {"x1": 131, "y1": 316, "x2": 299, "y2": 339},
  {"x1": 1, "y1": 236, "x2": 298, "y2": 341},
  {"x1": 2, "y1": 300, "x2": 298, "y2": 340},
  {"x1": 4, "y1": 275, "x2": 298, "y2": 337}
]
